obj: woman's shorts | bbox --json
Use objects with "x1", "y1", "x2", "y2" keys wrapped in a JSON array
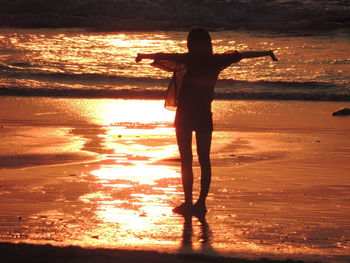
[{"x1": 174, "y1": 108, "x2": 213, "y2": 132}]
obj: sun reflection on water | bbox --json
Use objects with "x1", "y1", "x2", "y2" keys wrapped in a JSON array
[
  {"x1": 90, "y1": 165, "x2": 179, "y2": 185},
  {"x1": 67, "y1": 99, "x2": 175, "y2": 125},
  {"x1": 64, "y1": 99, "x2": 185, "y2": 248}
]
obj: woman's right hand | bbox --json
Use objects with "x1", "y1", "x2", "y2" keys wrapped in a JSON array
[{"x1": 269, "y1": 50, "x2": 278, "y2": 61}]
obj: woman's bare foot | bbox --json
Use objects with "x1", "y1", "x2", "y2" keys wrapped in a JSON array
[
  {"x1": 172, "y1": 203, "x2": 193, "y2": 215},
  {"x1": 192, "y1": 202, "x2": 207, "y2": 217}
]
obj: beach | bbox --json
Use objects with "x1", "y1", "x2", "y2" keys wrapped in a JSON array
[
  {"x1": 1, "y1": 22, "x2": 349, "y2": 262},
  {"x1": 0, "y1": 97, "x2": 349, "y2": 263}
]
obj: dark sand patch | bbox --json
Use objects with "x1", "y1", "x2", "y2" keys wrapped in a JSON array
[
  {"x1": 0, "y1": 242, "x2": 309, "y2": 263},
  {"x1": 0, "y1": 153, "x2": 94, "y2": 169}
]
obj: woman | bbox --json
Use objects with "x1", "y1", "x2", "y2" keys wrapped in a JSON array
[{"x1": 136, "y1": 28, "x2": 277, "y2": 216}]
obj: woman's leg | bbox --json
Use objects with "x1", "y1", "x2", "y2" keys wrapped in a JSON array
[
  {"x1": 176, "y1": 128, "x2": 194, "y2": 205},
  {"x1": 195, "y1": 131, "x2": 212, "y2": 206}
]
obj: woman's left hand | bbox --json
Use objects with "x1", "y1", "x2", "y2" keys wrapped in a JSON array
[{"x1": 135, "y1": 53, "x2": 143, "y2": 63}]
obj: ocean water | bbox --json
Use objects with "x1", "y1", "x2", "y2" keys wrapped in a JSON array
[
  {"x1": 0, "y1": 28, "x2": 349, "y2": 101},
  {"x1": 1, "y1": 0, "x2": 349, "y2": 31}
]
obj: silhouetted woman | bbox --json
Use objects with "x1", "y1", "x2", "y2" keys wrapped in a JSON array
[{"x1": 136, "y1": 28, "x2": 277, "y2": 216}]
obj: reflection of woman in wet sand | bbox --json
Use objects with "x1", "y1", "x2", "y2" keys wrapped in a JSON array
[
  {"x1": 136, "y1": 28, "x2": 277, "y2": 216},
  {"x1": 180, "y1": 214, "x2": 217, "y2": 255}
]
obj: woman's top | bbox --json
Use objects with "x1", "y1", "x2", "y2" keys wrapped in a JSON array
[
  {"x1": 152, "y1": 52, "x2": 242, "y2": 111},
  {"x1": 151, "y1": 52, "x2": 242, "y2": 131}
]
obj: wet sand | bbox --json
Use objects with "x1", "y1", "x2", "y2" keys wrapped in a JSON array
[{"x1": 0, "y1": 97, "x2": 349, "y2": 263}]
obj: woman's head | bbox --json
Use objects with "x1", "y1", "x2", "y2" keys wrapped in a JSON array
[{"x1": 187, "y1": 28, "x2": 213, "y2": 57}]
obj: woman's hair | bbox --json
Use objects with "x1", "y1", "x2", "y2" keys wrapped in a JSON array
[{"x1": 187, "y1": 28, "x2": 213, "y2": 56}]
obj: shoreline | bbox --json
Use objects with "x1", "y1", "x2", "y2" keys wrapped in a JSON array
[{"x1": 1, "y1": 91, "x2": 350, "y2": 102}]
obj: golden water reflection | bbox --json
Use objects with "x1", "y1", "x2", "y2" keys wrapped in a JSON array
[
  {"x1": 68, "y1": 99, "x2": 187, "y2": 248},
  {"x1": 67, "y1": 99, "x2": 175, "y2": 125}
]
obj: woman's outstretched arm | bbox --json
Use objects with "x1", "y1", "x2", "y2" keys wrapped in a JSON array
[
  {"x1": 136, "y1": 53, "x2": 186, "y2": 63},
  {"x1": 136, "y1": 53, "x2": 157, "y2": 62},
  {"x1": 240, "y1": 50, "x2": 278, "y2": 61}
]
